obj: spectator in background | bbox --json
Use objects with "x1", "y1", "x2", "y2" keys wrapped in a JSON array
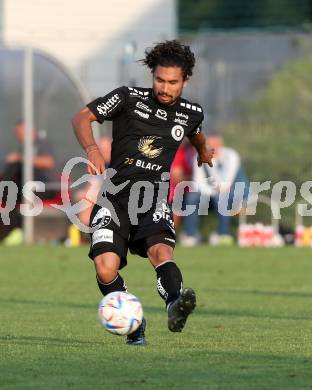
[
  {"x1": 0, "y1": 121, "x2": 56, "y2": 245},
  {"x1": 169, "y1": 139, "x2": 195, "y2": 229},
  {"x1": 180, "y1": 133, "x2": 249, "y2": 246}
]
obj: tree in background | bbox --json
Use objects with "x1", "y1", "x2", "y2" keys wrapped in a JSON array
[
  {"x1": 223, "y1": 57, "x2": 312, "y2": 227},
  {"x1": 179, "y1": 0, "x2": 312, "y2": 31},
  {"x1": 224, "y1": 57, "x2": 312, "y2": 185}
]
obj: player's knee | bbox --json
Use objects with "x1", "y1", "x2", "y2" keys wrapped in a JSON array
[
  {"x1": 94, "y1": 253, "x2": 120, "y2": 283},
  {"x1": 96, "y1": 268, "x2": 116, "y2": 284},
  {"x1": 147, "y1": 243, "x2": 174, "y2": 266}
]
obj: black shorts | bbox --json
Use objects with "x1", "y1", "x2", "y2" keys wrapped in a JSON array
[{"x1": 88, "y1": 190, "x2": 176, "y2": 269}]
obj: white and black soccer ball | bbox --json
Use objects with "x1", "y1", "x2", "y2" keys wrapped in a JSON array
[{"x1": 98, "y1": 291, "x2": 143, "y2": 335}]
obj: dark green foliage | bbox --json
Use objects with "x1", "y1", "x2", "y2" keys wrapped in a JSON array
[
  {"x1": 223, "y1": 57, "x2": 312, "y2": 228},
  {"x1": 224, "y1": 57, "x2": 312, "y2": 186},
  {"x1": 179, "y1": 0, "x2": 312, "y2": 31}
]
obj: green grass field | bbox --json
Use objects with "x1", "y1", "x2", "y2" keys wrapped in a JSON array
[{"x1": 1, "y1": 246, "x2": 312, "y2": 389}]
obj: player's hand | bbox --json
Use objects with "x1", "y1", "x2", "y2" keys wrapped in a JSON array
[
  {"x1": 197, "y1": 147, "x2": 215, "y2": 167},
  {"x1": 87, "y1": 148, "x2": 106, "y2": 175},
  {"x1": 6, "y1": 152, "x2": 22, "y2": 163}
]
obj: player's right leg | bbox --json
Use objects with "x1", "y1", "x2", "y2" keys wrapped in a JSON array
[
  {"x1": 94, "y1": 251, "x2": 146, "y2": 346},
  {"x1": 94, "y1": 252, "x2": 127, "y2": 295},
  {"x1": 89, "y1": 201, "x2": 146, "y2": 346},
  {"x1": 88, "y1": 199, "x2": 130, "y2": 291}
]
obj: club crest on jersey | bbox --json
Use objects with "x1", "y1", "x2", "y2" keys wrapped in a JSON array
[
  {"x1": 155, "y1": 109, "x2": 167, "y2": 120},
  {"x1": 171, "y1": 125, "x2": 184, "y2": 141},
  {"x1": 91, "y1": 207, "x2": 112, "y2": 228},
  {"x1": 138, "y1": 136, "x2": 163, "y2": 158}
]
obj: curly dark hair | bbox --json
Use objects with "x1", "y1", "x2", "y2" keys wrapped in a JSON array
[{"x1": 141, "y1": 40, "x2": 195, "y2": 80}]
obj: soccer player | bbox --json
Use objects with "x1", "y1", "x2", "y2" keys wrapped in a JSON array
[{"x1": 72, "y1": 40, "x2": 214, "y2": 346}]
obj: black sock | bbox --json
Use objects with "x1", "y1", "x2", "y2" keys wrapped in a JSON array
[
  {"x1": 155, "y1": 261, "x2": 183, "y2": 306},
  {"x1": 96, "y1": 273, "x2": 127, "y2": 296}
]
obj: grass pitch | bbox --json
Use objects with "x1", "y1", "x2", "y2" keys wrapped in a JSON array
[{"x1": 1, "y1": 245, "x2": 312, "y2": 389}]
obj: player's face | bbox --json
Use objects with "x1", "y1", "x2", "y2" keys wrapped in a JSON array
[{"x1": 153, "y1": 65, "x2": 187, "y2": 105}]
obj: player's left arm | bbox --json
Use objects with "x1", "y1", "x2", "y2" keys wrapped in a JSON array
[{"x1": 188, "y1": 132, "x2": 214, "y2": 167}]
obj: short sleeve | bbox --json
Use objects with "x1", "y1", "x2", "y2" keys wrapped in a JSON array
[
  {"x1": 87, "y1": 86, "x2": 127, "y2": 123},
  {"x1": 188, "y1": 109, "x2": 204, "y2": 137}
]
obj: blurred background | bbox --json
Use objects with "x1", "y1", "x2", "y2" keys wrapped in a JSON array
[{"x1": 1, "y1": 0, "x2": 312, "y2": 245}]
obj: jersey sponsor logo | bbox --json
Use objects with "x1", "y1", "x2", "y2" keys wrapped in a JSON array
[
  {"x1": 134, "y1": 109, "x2": 149, "y2": 119},
  {"x1": 174, "y1": 112, "x2": 188, "y2": 126},
  {"x1": 136, "y1": 101, "x2": 152, "y2": 113},
  {"x1": 97, "y1": 94, "x2": 121, "y2": 116},
  {"x1": 155, "y1": 109, "x2": 167, "y2": 120},
  {"x1": 92, "y1": 228, "x2": 113, "y2": 245},
  {"x1": 135, "y1": 159, "x2": 162, "y2": 171},
  {"x1": 180, "y1": 102, "x2": 202, "y2": 112},
  {"x1": 175, "y1": 112, "x2": 189, "y2": 120},
  {"x1": 171, "y1": 125, "x2": 184, "y2": 141},
  {"x1": 138, "y1": 136, "x2": 163, "y2": 158},
  {"x1": 174, "y1": 118, "x2": 188, "y2": 126},
  {"x1": 91, "y1": 207, "x2": 112, "y2": 228},
  {"x1": 153, "y1": 200, "x2": 175, "y2": 231}
]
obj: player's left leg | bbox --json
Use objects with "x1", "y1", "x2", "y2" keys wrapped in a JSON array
[{"x1": 147, "y1": 243, "x2": 196, "y2": 332}]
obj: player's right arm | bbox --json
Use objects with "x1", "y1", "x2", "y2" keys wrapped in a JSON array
[
  {"x1": 72, "y1": 107, "x2": 106, "y2": 175},
  {"x1": 72, "y1": 86, "x2": 127, "y2": 175}
]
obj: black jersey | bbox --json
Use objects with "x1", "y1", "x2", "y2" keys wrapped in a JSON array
[{"x1": 87, "y1": 86, "x2": 204, "y2": 184}]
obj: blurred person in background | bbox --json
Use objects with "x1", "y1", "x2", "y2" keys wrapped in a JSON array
[
  {"x1": 181, "y1": 133, "x2": 249, "y2": 246},
  {"x1": 0, "y1": 121, "x2": 56, "y2": 245},
  {"x1": 169, "y1": 139, "x2": 195, "y2": 229}
]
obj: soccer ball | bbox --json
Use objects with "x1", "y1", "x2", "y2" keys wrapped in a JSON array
[{"x1": 98, "y1": 291, "x2": 143, "y2": 335}]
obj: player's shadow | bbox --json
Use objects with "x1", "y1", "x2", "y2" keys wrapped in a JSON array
[
  {"x1": 2, "y1": 294, "x2": 312, "y2": 322},
  {"x1": 142, "y1": 305, "x2": 312, "y2": 322}
]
